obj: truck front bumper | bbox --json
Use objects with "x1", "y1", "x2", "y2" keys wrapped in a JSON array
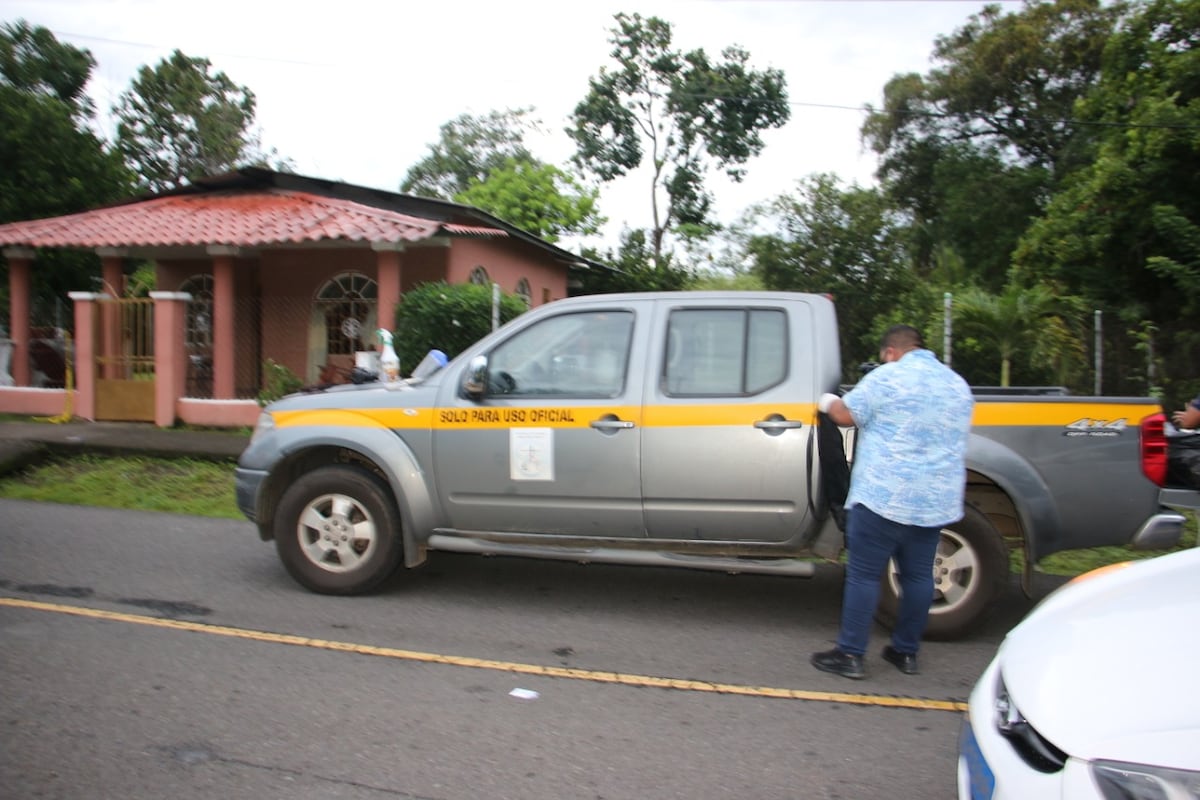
[{"x1": 235, "y1": 466, "x2": 268, "y2": 525}]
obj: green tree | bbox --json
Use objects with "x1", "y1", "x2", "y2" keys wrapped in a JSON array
[
  {"x1": 1013, "y1": 0, "x2": 1200, "y2": 397},
  {"x1": 401, "y1": 108, "x2": 537, "y2": 199},
  {"x1": 567, "y1": 12, "x2": 789, "y2": 269},
  {"x1": 745, "y1": 175, "x2": 913, "y2": 374},
  {"x1": 0, "y1": 19, "x2": 94, "y2": 116},
  {"x1": 574, "y1": 230, "x2": 692, "y2": 295},
  {"x1": 952, "y1": 282, "x2": 1086, "y2": 387},
  {"x1": 401, "y1": 109, "x2": 603, "y2": 243},
  {"x1": 862, "y1": 1, "x2": 1120, "y2": 278},
  {"x1": 454, "y1": 157, "x2": 605, "y2": 243},
  {"x1": 865, "y1": 0, "x2": 1120, "y2": 178},
  {"x1": 114, "y1": 50, "x2": 273, "y2": 192},
  {"x1": 0, "y1": 22, "x2": 132, "y2": 315}
]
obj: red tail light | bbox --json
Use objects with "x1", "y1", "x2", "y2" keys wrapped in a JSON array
[{"x1": 1140, "y1": 412, "x2": 1168, "y2": 486}]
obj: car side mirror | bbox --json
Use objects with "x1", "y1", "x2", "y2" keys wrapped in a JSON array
[{"x1": 462, "y1": 355, "x2": 488, "y2": 398}]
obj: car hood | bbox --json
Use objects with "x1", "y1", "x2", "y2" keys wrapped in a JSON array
[
  {"x1": 268, "y1": 379, "x2": 441, "y2": 412},
  {"x1": 998, "y1": 548, "x2": 1200, "y2": 768}
]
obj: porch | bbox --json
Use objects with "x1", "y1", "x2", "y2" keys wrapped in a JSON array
[{"x1": 0, "y1": 169, "x2": 584, "y2": 428}]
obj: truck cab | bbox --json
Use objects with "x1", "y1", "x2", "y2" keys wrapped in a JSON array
[{"x1": 237, "y1": 292, "x2": 844, "y2": 599}]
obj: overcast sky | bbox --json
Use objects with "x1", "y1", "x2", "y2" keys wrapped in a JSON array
[{"x1": 2, "y1": 0, "x2": 1020, "y2": 250}]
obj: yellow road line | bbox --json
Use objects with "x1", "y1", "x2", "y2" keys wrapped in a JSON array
[{"x1": 0, "y1": 596, "x2": 967, "y2": 713}]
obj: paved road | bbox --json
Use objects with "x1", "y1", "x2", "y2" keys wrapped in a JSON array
[{"x1": 0, "y1": 500, "x2": 1054, "y2": 799}]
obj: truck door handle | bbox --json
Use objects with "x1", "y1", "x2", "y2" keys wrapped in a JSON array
[
  {"x1": 591, "y1": 414, "x2": 635, "y2": 432},
  {"x1": 755, "y1": 415, "x2": 804, "y2": 433}
]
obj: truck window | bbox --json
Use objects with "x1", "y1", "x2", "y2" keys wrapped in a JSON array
[
  {"x1": 663, "y1": 308, "x2": 787, "y2": 396},
  {"x1": 488, "y1": 310, "x2": 634, "y2": 398}
]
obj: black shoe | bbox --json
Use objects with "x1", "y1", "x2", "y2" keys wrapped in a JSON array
[
  {"x1": 882, "y1": 645, "x2": 919, "y2": 675},
  {"x1": 811, "y1": 648, "x2": 865, "y2": 680}
]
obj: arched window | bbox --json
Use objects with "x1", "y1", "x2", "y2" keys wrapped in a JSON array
[
  {"x1": 469, "y1": 266, "x2": 490, "y2": 286},
  {"x1": 515, "y1": 278, "x2": 532, "y2": 308},
  {"x1": 316, "y1": 272, "x2": 377, "y2": 355},
  {"x1": 179, "y1": 274, "x2": 214, "y2": 350}
]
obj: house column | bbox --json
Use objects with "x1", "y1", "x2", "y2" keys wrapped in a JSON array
[
  {"x1": 96, "y1": 248, "x2": 126, "y2": 380},
  {"x1": 98, "y1": 247, "x2": 125, "y2": 296},
  {"x1": 151, "y1": 292, "x2": 191, "y2": 427},
  {"x1": 68, "y1": 292, "x2": 101, "y2": 421},
  {"x1": 208, "y1": 246, "x2": 238, "y2": 399},
  {"x1": 372, "y1": 242, "x2": 404, "y2": 332},
  {"x1": 5, "y1": 247, "x2": 35, "y2": 386}
]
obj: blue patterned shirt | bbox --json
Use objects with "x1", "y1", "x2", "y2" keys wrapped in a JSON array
[{"x1": 842, "y1": 349, "x2": 974, "y2": 527}]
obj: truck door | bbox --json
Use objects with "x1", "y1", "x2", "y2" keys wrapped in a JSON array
[
  {"x1": 641, "y1": 300, "x2": 815, "y2": 542},
  {"x1": 433, "y1": 304, "x2": 648, "y2": 537}
]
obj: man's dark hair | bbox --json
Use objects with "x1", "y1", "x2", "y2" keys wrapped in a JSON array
[{"x1": 881, "y1": 324, "x2": 925, "y2": 351}]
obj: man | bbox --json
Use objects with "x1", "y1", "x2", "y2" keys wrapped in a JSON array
[{"x1": 811, "y1": 325, "x2": 974, "y2": 680}]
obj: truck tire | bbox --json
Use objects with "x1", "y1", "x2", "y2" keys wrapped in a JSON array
[
  {"x1": 875, "y1": 505, "x2": 1009, "y2": 641},
  {"x1": 273, "y1": 465, "x2": 403, "y2": 595}
]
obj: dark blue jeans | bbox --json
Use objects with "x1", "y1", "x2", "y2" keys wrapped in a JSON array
[{"x1": 836, "y1": 504, "x2": 942, "y2": 656}]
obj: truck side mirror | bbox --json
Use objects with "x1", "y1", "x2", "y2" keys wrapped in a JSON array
[{"x1": 462, "y1": 355, "x2": 488, "y2": 398}]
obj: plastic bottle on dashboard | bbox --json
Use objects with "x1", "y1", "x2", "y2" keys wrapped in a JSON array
[{"x1": 377, "y1": 328, "x2": 401, "y2": 386}]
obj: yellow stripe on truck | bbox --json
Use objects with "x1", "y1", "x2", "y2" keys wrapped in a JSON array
[
  {"x1": 273, "y1": 408, "x2": 435, "y2": 429},
  {"x1": 271, "y1": 400, "x2": 1159, "y2": 432},
  {"x1": 433, "y1": 405, "x2": 642, "y2": 429},
  {"x1": 642, "y1": 403, "x2": 809, "y2": 427},
  {"x1": 274, "y1": 404, "x2": 812, "y2": 431},
  {"x1": 970, "y1": 401, "x2": 1157, "y2": 427}
]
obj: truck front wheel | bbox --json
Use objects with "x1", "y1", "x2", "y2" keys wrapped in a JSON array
[
  {"x1": 273, "y1": 465, "x2": 403, "y2": 595},
  {"x1": 875, "y1": 505, "x2": 1009, "y2": 641}
]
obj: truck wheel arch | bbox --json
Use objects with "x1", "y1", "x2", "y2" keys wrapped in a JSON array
[
  {"x1": 255, "y1": 434, "x2": 436, "y2": 569},
  {"x1": 965, "y1": 433, "x2": 1062, "y2": 564}
]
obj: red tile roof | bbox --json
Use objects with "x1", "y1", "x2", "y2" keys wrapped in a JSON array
[{"x1": 0, "y1": 189, "x2": 507, "y2": 249}]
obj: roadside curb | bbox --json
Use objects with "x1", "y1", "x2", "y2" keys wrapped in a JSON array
[{"x1": 0, "y1": 420, "x2": 249, "y2": 479}]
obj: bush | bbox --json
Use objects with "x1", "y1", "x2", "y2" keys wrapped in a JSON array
[
  {"x1": 393, "y1": 282, "x2": 528, "y2": 370},
  {"x1": 257, "y1": 358, "x2": 303, "y2": 405}
]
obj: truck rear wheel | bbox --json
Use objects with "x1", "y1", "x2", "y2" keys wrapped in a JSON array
[
  {"x1": 875, "y1": 505, "x2": 1009, "y2": 641},
  {"x1": 273, "y1": 465, "x2": 403, "y2": 595}
]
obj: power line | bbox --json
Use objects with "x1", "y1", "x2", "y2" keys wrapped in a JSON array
[
  {"x1": 49, "y1": 30, "x2": 334, "y2": 68},
  {"x1": 53, "y1": 27, "x2": 1200, "y2": 134},
  {"x1": 686, "y1": 92, "x2": 1200, "y2": 132}
]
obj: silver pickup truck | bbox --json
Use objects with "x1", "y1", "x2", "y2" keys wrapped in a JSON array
[{"x1": 235, "y1": 291, "x2": 1199, "y2": 639}]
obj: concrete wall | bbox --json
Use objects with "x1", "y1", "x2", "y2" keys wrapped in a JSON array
[
  {"x1": 447, "y1": 238, "x2": 567, "y2": 305},
  {"x1": 176, "y1": 398, "x2": 261, "y2": 428},
  {"x1": 0, "y1": 388, "x2": 70, "y2": 417}
]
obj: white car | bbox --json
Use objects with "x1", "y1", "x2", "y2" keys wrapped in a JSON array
[{"x1": 958, "y1": 546, "x2": 1200, "y2": 799}]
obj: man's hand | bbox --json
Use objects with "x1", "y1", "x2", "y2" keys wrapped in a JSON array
[
  {"x1": 818, "y1": 393, "x2": 841, "y2": 414},
  {"x1": 818, "y1": 392, "x2": 855, "y2": 426}
]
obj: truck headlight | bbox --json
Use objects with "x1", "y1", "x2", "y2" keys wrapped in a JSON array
[
  {"x1": 249, "y1": 411, "x2": 276, "y2": 445},
  {"x1": 1092, "y1": 761, "x2": 1200, "y2": 800}
]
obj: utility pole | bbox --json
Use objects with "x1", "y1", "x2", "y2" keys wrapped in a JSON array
[{"x1": 943, "y1": 292, "x2": 953, "y2": 367}]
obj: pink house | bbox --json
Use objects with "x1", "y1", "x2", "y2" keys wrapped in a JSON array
[{"x1": 0, "y1": 168, "x2": 597, "y2": 427}]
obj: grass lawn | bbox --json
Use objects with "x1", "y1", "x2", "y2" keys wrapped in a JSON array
[
  {"x1": 0, "y1": 454, "x2": 242, "y2": 519},
  {"x1": 0, "y1": 453, "x2": 1195, "y2": 577}
]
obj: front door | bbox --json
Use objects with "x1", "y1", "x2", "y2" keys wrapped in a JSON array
[{"x1": 433, "y1": 305, "x2": 648, "y2": 537}]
